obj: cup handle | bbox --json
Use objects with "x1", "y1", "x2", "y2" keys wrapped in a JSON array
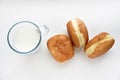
[{"x1": 40, "y1": 25, "x2": 49, "y2": 36}]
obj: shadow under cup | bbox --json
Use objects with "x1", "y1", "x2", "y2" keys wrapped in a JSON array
[{"x1": 7, "y1": 21, "x2": 48, "y2": 54}]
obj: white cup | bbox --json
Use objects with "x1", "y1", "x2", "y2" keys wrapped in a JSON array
[{"x1": 7, "y1": 21, "x2": 49, "y2": 54}]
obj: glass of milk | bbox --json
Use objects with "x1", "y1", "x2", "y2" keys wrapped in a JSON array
[{"x1": 7, "y1": 21, "x2": 49, "y2": 54}]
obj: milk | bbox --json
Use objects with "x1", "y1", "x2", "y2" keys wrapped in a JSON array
[{"x1": 12, "y1": 23, "x2": 41, "y2": 52}]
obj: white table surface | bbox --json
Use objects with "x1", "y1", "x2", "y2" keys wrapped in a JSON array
[{"x1": 0, "y1": 0, "x2": 120, "y2": 80}]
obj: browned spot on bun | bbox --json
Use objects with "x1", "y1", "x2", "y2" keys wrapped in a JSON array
[{"x1": 47, "y1": 34, "x2": 74, "y2": 62}]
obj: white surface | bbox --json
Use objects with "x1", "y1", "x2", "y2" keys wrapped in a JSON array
[{"x1": 0, "y1": 0, "x2": 120, "y2": 80}]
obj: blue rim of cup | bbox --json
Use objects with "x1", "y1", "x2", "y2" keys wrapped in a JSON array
[{"x1": 7, "y1": 21, "x2": 42, "y2": 54}]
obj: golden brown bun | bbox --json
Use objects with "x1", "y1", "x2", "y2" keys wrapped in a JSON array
[
  {"x1": 84, "y1": 32, "x2": 115, "y2": 58},
  {"x1": 47, "y1": 34, "x2": 74, "y2": 62},
  {"x1": 66, "y1": 18, "x2": 89, "y2": 47}
]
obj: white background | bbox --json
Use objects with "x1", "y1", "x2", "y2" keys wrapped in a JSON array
[{"x1": 0, "y1": 0, "x2": 120, "y2": 80}]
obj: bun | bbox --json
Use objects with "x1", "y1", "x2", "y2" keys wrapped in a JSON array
[
  {"x1": 84, "y1": 32, "x2": 115, "y2": 58},
  {"x1": 47, "y1": 34, "x2": 74, "y2": 62},
  {"x1": 66, "y1": 18, "x2": 89, "y2": 47}
]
